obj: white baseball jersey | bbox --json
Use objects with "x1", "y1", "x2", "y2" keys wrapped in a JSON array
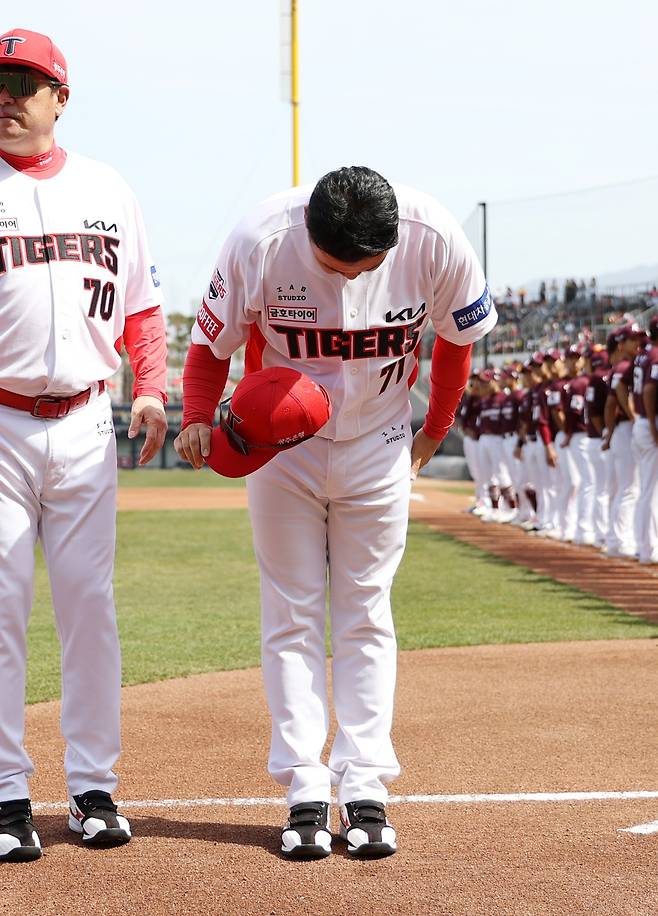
[
  {"x1": 192, "y1": 184, "x2": 497, "y2": 440},
  {"x1": 0, "y1": 151, "x2": 162, "y2": 396}
]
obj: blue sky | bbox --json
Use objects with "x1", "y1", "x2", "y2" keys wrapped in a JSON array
[{"x1": 7, "y1": 0, "x2": 658, "y2": 306}]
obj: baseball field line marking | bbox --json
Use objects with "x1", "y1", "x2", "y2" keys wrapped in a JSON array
[
  {"x1": 619, "y1": 819, "x2": 658, "y2": 835},
  {"x1": 32, "y1": 789, "x2": 658, "y2": 813}
]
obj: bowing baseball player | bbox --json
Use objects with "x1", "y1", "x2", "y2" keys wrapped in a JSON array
[{"x1": 175, "y1": 166, "x2": 496, "y2": 859}]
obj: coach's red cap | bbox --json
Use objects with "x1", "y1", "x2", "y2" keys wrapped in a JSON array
[
  {"x1": 0, "y1": 29, "x2": 68, "y2": 83},
  {"x1": 206, "y1": 367, "x2": 332, "y2": 478}
]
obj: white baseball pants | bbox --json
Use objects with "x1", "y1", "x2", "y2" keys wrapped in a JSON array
[
  {"x1": 247, "y1": 417, "x2": 411, "y2": 807},
  {"x1": 463, "y1": 436, "x2": 487, "y2": 503},
  {"x1": 584, "y1": 437, "x2": 609, "y2": 545},
  {"x1": 478, "y1": 434, "x2": 512, "y2": 490},
  {"x1": 526, "y1": 438, "x2": 557, "y2": 529},
  {"x1": 631, "y1": 418, "x2": 658, "y2": 564},
  {"x1": 607, "y1": 422, "x2": 638, "y2": 556},
  {"x1": 554, "y1": 430, "x2": 580, "y2": 541},
  {"x1": 0, "y1": 392, "x2": 121, "y2": 802},
  {"x1": 569, "y1": 432, "x2": 595, "y2": 544}
]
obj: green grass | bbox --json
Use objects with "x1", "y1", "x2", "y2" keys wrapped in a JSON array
[
  {"x1": 25, "y1": 511, "x2": 657, "y2": 704},
  {"x1": 118, "y1": 468, "x2": 246, "y2": 488}
]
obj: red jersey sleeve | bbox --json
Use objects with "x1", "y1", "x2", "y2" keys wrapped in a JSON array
[
  {"x1": 422, "y1": 336, "x2": 473, "y2": 441},
  {"x1": 123, "y1": 305, "x2": 168, "y2": 402},
  {"x1": 181, "y1": 343, "x2": 230, "y2": 429}
]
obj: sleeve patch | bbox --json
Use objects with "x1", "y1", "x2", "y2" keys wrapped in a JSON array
[
  {"x1": 208, "y1": 268, "x2": 228, "y2": 301},
  {"x1": 150, "y1": 265, "x2": 161, "y2": 287},
  {"x1": 196, "y1": 301, "x2": 224, "y2": 342},
  {"x1": 651, "y1": 364, "x2": 658, "y2": 380},
  {"x1": 451, "y1": 285, "x2": 492, "y2": 332}
]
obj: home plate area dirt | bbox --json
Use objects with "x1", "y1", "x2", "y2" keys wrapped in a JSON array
[{"x1": 3, "y1": 481, "x2": 658, "y2": 915}]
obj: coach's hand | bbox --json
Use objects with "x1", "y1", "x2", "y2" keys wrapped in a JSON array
[
  {"x1": 410, "y1": 428, "x2": 442, "y2": 481},
  {"x1": 129, "y1": 396, "x2": 168, "y2": 466},
  {"x1": 174, "y1": 423, "x2": 212, "y2": 470}
]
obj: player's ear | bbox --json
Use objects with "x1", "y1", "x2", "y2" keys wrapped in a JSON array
[{"x1": 54, "y1": 85, "x2": 69, "y2": 119}]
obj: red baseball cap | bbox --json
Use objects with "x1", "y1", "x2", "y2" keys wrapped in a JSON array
[
  {"x1": 206, "y1": 367, "x2": 332, "y2": 478},
  {"x1": 589, "y1": 345, "x2": 609, "y2": 369},
  {"x1": 611, "y1": 322, "x2": 641, "y2": 344},
  {"x1": 0, "y1": 29, "x2": 68, "y2": 83}
]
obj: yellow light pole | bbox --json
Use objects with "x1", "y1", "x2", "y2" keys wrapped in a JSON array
[{"x1": 291, "y1": 0, "x2": 300, "y2": 186}]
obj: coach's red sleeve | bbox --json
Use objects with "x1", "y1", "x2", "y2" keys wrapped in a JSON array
[
  {"x1": 181, "y1": 343, "x2": 230, "y2": 429},
  {"x1": 423, "y1": 336, "x2": 473, "y2": 441},
  {"x1": 123, "y1": 305, "x2": 168, "y2": 402}
]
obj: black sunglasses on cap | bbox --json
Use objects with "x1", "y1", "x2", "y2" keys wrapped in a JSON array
[
  {"x1": 219, "y1": 398, "x2": 314, "y2": 456},
  {"x1": 0, "y1": 70, "x2": 62, "y2": 98}
]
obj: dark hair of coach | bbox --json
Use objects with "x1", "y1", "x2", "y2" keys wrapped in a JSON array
[{"x1": 305, "y1": 166, "x2": 399, "y2": 263}]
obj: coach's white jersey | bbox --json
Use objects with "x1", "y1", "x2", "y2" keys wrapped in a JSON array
[
  {"x1": 192, "y1": 184, "x2": 497, "y2": 440},
  {"x1": 0, "y1": 152, "x2": 162, "y2": 397}
]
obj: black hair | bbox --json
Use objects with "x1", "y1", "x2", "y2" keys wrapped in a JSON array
[
  {"x1": 650, "y1": 322, "x2": 658, "y2": 342},
  {"x1": 306, "y1": 166, "x2": 399, "y2": 262}
]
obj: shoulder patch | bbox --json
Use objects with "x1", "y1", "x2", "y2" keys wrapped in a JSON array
[
  {"x1": 196, "y1": 301, "x2": 224, "y2": 342},
  {"x1": 452, "y1": 285, "x2": 492, "y2": 332},
  {"x1": 208, "y1": 268, "x2": 228, "y2": 301}
]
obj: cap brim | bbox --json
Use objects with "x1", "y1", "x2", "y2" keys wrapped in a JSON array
[
  {"x1": 205, "y1": 425, "x2": 280, "y2": 478},
  {"x1": 1, "y1": 56, "x2": 53, "y2": 78}
]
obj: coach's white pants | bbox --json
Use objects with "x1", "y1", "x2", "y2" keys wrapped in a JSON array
[
  {"x1": 607, "y1": 422, "x2": 638, "y2": 556},
  {"x1": 0, "y1": 393, "x2": 121, "y2": 802},
  {"x1": 631, "y1": 418, "x2": 658, "y2": 564},
  {"x1": 247, "y1": 419, "x2": 410, "y2": 806}
]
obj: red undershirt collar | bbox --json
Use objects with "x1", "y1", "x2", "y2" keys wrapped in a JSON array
[{"x1": 0, "y1": 144, "x2": 67, "y2": 179}]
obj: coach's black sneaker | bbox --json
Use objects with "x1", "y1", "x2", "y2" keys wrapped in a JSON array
[
  {"x1": 281, "y1": 801, "x2": 331, "y2": 859},
  {"x1": 339, "y1": 799, "x2": 397, "y2": 858},
  {"x1": 68, "y1": 790, "x2": 131, "y2": 846},
  {"x1": 0, "y1": 798, "x2": 42, "y2": 862}
]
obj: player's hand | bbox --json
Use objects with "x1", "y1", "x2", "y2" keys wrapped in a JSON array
[
  {"x1": 545, "y1": 443, "x2": 558, "y2": 467},
  {"x1": 410, "y1": 428, "x2": 442, "y2": 481},
  {"x1": 174, "y1": 423, "x2": 212, "y2": 469},
  {"x1": 513, "y1": 445, "x2": 522, "y2": 461},
  {"x1": 128, "y1": 396, "x2": 167, "y2": 466},
  {"x1": 601, "y1": 437, "x2": 611, "y2": 451}
]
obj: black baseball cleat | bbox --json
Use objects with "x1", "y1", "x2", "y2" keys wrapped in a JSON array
[
  {"x1": 339, "y1": 799, "x2": 397, "y2": 858},
  {"x1": 281, "y1": 801, "x2": 331, "y2": 859},
  {"x1": 0, "y1": 798, "x2": 42, "y2": 862},
  {"x1": 68, "y1": 790, "x2": 131, "y2": 846}
]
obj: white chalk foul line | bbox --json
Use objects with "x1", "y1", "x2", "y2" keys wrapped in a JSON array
[
  {"x1": 32, "y1": 789, "x2": 658, "y2": 813},
  {"x1": 619, "y1": 820, "x2": 658, "y2": 835}
]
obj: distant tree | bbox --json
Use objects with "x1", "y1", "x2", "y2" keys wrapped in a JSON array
[{"x1": 167, "y1": 312, "x2": 195, "y2": 367}]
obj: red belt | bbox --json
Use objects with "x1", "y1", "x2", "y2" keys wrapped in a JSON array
[{"x1": 0, "y1": 382, "x2": 105, "y2": 419}]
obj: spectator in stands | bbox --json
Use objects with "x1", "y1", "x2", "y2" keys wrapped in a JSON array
[
  {"x1": 565, "y1": 279, "x2": 578, "y2": 306},
  {"x1": 549, "y1": 280, "x2": 559, "y2": 307}
]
